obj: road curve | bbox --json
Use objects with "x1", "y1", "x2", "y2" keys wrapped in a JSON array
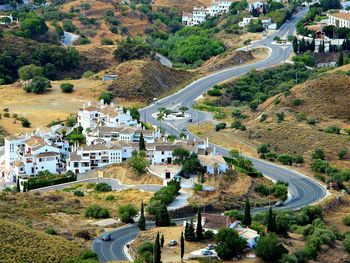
[{"x1": 94, "y1": 7, "x2": 327, "y2": 262}]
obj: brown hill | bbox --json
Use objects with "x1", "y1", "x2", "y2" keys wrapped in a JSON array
[{"x1": 106, "y1": 59, "x2": 191, "y2": 102}]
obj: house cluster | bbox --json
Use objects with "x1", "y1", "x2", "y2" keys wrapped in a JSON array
[
  {"x1": 238, "y1": 16, "x2": 277, "y2": 30},
  {"x1": 3, "y1": 126, "x2": 69, "y2": 181},
  {"x1": 2, "y1": 100, "x2": 229, "y2": 183},
  {"x1": 184, "y1": 213, "x2": 260, "y2": 248},
  {"x1": 182, "y1": 0, "x2": 234, "y2": 26}
]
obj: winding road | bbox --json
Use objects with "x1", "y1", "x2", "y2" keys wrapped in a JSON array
[{"x1": 93, "y1": 7, "x2": 327, "y2": 262}]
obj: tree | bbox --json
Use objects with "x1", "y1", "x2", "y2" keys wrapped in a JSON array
[
  {"x1": 16, "y1": 178, "x2": 20, "y2": 192},
  {"x1": 153, "y1": 232, "x2": 161, "y2": 263},
  {"x1": 267, "y1": 207, "x2": 276, "y2": 232},
  {"x1": 23, "y1": 76, "x2": 52, "y2": 94},
  {"x1": 21, "y1": 118, "x2": 31, "y2": 128},
  {"x1": 114, "y1": 37, "x2": 151, "y2": 62},
  {"x1": 255, "y1": 233, "x2": 288, "y2": 262},
  {"x1": 172, "y1": 148, "x2": 190, "y2": 164},
  {"x1": 117, "y1": 204, "x2": 138, "y2": 223},
  {"x1": 155, "y1": 205, "x2": 171, "y2": 227},
  {"x1": 99, "y1": 91, "x2": 115, "y2": 104},
  {"x1": 179, "y1": 106, "x2": 188, "y2": 115},
  {"x1": 338, "y1": 49, "x2": 344, "y2": 66},
  {"x1": 243, "y1": 198, "x2": 252, "y2": 226},
  {"x1": 243, "y1": 39, "x2": 252, "y2": 51},
  {"x1": 130, "y1": 150, "x2": 149, "y2": 175},
  {"x1": 160, "y1": 235, "x2": 164, "y2": 248},
  {"x1": 139, "y1": 132, "x2": 146, "y2": 151},
  {"x1": 196, "y1": 209, "x2": 203, "y2": 241},
  {"x1": 20, "y1": 13, "x2": 48, "y2": 39},
  {"x1": 215, "y1": 228, "x2": 247, "y2": 259},
  {"x1": 180, "y1": 231, "x2": 185, "y2": 260},
  {"x1": 138, "y1": 201, "x2": 146, "y2": 231},
  {"x1": 312, "y1": 148, "x2": 325, "y2": 160},
  {"x1": 18, "y1": 64, "x2": 44, "y2": 80},
  {"x1": 184, "y1": 219, "x2": 196, "y2": 241},
  {"x1": 292, "y1": 37, "x2": 298, "y2": 53},
  {"x1": 157, "y1": 112, "x2": 164, "y2": 131},
  {"x1": 320, "y1": 0, "x2": 341, "y2": 11},
  {"x1": 60, "y1": 83, "x2": 74, "y2": 93}
]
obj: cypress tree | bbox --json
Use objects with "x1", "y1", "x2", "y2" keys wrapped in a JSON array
[
  {"x1": 154, "y1": 232, "x2": 161, "y2": 263},
  {"x1": 16, "y1": 178, "x2": 20, "y2": 192},
  {"x1": 180, "y1": 231, "x2": 185, "y2": 260},
  {"x1": 338, "y1": 49, "x2": 344, "y2": 66},
  {"x1": 155, "y1": 205, "x2": 171, "y2": 227},
  {"x1": 267, "y1": 207, "x2": 275, "y2": 232},
  {"x1": 196, "y1": 209, "x2": 203, "y2": 241},
  {"x1": 243, "y1": 198, "x2": 252, "y2": 226},
  {"x1": 139, "y1": 132, "x2": 146, "y2": 151},
  {"x1": 292, "y1": 37, "x2": 299, "y2": 53},
  {"x1": 138, "y1": 201, "x2": 146, "y2": 230},
  {"x1": 185, "y1": 219, "x2": 196, "y2": 241},
  {"x1": 160, "y1": 234, "x2": 164, "y2": 248}
]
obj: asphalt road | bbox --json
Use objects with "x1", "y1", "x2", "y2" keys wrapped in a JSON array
[{"x1": 94, "y1": 7, "x2": 327, "y2": 262}]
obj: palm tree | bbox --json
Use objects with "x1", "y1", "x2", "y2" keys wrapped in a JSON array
[
  {"x1": 157, "y1": 112, "x2": 164, "y2": 134},
  {"x1": 179, "y1": 106, "x2": 188, "y2": 115}
]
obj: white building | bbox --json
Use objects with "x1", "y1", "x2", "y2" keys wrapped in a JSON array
[
  {"x1": 182, "y1": 0, "x2": 234, "y2": 26},
  {"x1": 77, "y1": 100, "x2": 138, "y2": 132},
  {"x1": 229, "y1": 221, "x2": 260, "y2": 248},
  {"x1": 86, "y1": 126, "x2": 159, "y2": 145},
  {"x1": 248, "y1": 0, "x2": 267, "y2": 13},
  {"x1": 198, "y1": 153, "x2": 228, "y2": 174},
  {"x1": 4, "y1": 128, "x2": 68, "y2": 181},
  {"x1": 328, "y1": 10, "x2": 350, "y2": 28}
]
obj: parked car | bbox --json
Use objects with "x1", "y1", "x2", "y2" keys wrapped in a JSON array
[
  {"x1": 102, "y1": 233, "x2": 111, "y2": 241},
  {"x1": 188, "y1": 118, "x2": 193, "y2": 122},
  {"x1": 275, "y1": 201, "x2": 284, "y2": 207},
  {"x1": 201, "y1": 250, "x2": 213, "y2": 256},
  {"x1": 181, "y1": 127, "x2": 186, "y2": 131},
  {"x1": 206, "y1": 244, "x2": 215, "y2": 250},
  {"x1": 169, "y1": 240, "x2": 177, "y2": 246}
]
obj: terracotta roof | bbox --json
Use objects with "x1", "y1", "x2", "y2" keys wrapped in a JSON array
[
  {"x1": 13, "y1": 160, "x2": 24, "y2": 167},
  {"x1": 329, "y1": 11, "x2": 350, "y2": 21},
  {"x1": 155, "y1": 143, "x2": 183, "y2": 152},
  {"x1": 83, "y1": 106, "x2": 99, "y2": 112},
  {"x1": 36, "y1": 152, "x2": 59, "y2": 157},
  {"x1": 25, "y1": 136, "x2": 46, "y2": 149},
  {"x1": 202, "y1": 213, "x2": 233, "y2": 230}
]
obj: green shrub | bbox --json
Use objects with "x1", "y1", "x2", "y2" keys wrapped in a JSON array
[
  {"x1": 82, "y1": 71, "x2": 95, "y2": 78},
  {"x1": 21, "y1": 118, "x2": 31, "y2": 128},
  {"x1": 259, "y1": 113, "x2": 267, "y2": 122},
  {"x1": 215, "y1": 122, "x2": 226, "y2": 131},
  {"x1": 307, "y1": 118, "x2": 318, "y2": 125},
  {"x1": 117, "y1": 203, "x2": 137, "y2": 223},
  {"x1": 95, "y1": 182, "x2": 112, "y2": 192},
  {"x1": 45, "y1": 228, "x2": 58, "y2": 235},
  {"x1": 99, "y1": 91, "x2": 115, "y2": 104},
  {"x1": 343, "y1": 215, "x2": 350, "y2": 226},
  {"x1": 203, "y1": 230, "x2": 215, "y2": 240},
  {"x1": 80, "y1": 250, "x2": 98, "y2": 260},
  {"x1": 193, "y1": 183, "x2": 203, "y2": 192},
  {"x1": 338, "y1": 149, "x2": 347, "y2": 160},
  {"x1": 324, "y1": 126, "x2": 341, "y2": 134},
  {"x1": 296, "y1": 112, "x2": 307, "y2": 122},
  {"x1": 291, "y1": 98, "x2": 303, "y2": 106},
  {"x1": 343, "y1": 235, "x2": 350, "y2": 253},
  {"x1": 105, "y1": 194, "x2": 115, "y2": 201},
  {"x1": 60, "y1": 83, "x2": 74, "y2": 93},
  {"x1": 101, "y1": 38, "x2": 113, "y2": 45},
  {"x1": 84, "y1": 205, "x2": 110, "y2": 219},
  {"x1": 207, "y1": 89, "x2": 222, "y2": 96},
  {"x1": 74, "y1": 190, "x2": 84, "y2": 197},
  {"x1": 254, "y1": 184, "x2": 270, "y2": 196}
]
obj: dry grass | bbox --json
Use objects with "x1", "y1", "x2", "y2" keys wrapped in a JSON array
[
  {"x1": 102, "y1": 163, "x2": 163, "y2": 185},
  {"x1": 131, "y1": 226, "x2": 205, "y2": 263},
  {"x1": 0, "y1": 187, "x2": 152, "y2": 244},
  {"x1": 0, "y1": 219, "x2": 85, "y2": 263}
]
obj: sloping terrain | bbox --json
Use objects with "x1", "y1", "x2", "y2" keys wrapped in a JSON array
[
  {"x1": 153, "y1": 0, "x2": 211, "y2": 12},
  {"x1": 106, "y1": 59, "x2": 192, "y2": 102},
  {"x1": 0, "y1": 219, "x2": 84, "y2": 262}
]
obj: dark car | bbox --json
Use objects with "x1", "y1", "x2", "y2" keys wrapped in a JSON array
[
  {"x1": 102, "y1": 233, "x2": 111, "y2": 241},
  {"x1": 201, "y1": 250, "x2": 213, "y2": 256}
]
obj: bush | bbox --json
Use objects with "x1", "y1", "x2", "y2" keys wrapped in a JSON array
[
  {"x1": 312, "y1": 148, "x2": 325, "y2": 160},
  {"x1": 343, "y1": 216, "x2": 350, "y2": 226},
  {"x1": 324, "y1": 126, "x2": 341, "y2": 134},
  {"x1": 95, "y1": 182, "x2": 112, "y2": 192},
  {"x1": 21, "y1": 118, "x2": 31, "y2": 128},
  {"x1": 255, "y1": 184, "x2": 270, "y2": 196},
  {"x1": 80, "y1": 250, "x2": 98, "y2": 260},
  {"x1": 255, "y1": 233, "x2": 288, "y2": 262},
  {"x1": 343, "y1": 235, "x2": 350, "y2": 253},
  {"x1": 259, "y1": 113, "x2": 267, "y2": 122},
  {"x1": 74, "y1": 190, "x2": 84, "y2": 197},
  {"x1": 45, "y1": 228, "x2": 58, "y2": 235},
  {"x1": 105, "y1": 194, "x2": 115, "y2": 201},
  {"x1": 296, "y1": 112, "x2": 307, "y2": 122},
  {"x1": 215, "y1": 122, "x2": 226, "y2": 131},
  {"x1": 117, "y1": 203, "x2": 137, "y2": 223},
  {"x1": 75, "y1": 230, "x2": 91, "y2": 240},
  {"x1": 338, "y1": 149, "x2": 348, "y2": 160},
  {"x1": 203, "y1": 230, "x2": 215, "y2": 240},
  {"x1": 84, "y1": 205, "x2": 110, "y2": 219},
  {"x1": 24, "y1": 76, "x2": 52, "y2": 94},
  {"x1": 18, "y1": 64, "x2": 44, "y2": 80},
  {"x1": 193, "y1": 183, "x2": 203, "y2": 192},
  {"x1": 291, "y1": 98, "x2": 303, "y2": 106},
  {"x1": 99, "y1": 91, "x2": 115, "y2": 104},
  {"x1": 82, "y1": 71, "x2": 95, "y2": 78},
  {"x1": 307, "y1": 118, "x2": 318, "y2": 125},
  {"x1": 276, "y1": 112, "x2": 285, "y2": 123},
  {"x1": 138, "y1": 241, "x2": 154, "y2": 255},
  {"x1": 60, "y1": 83, "x2": 74, "y2": 93},
  {"x1": 207, "y1": 89, "x2": 222, "y2": 96},
  {"x1": 101, "y1": 38, "x2": 113, "y2": 45},
  {"x1": 114, "y1": 37, "x2": 150, "y2": 62}
]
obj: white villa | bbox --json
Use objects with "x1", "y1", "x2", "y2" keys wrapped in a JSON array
[
  {"x1": 198, "y1": 153, "x2": 228, "y2": 174},
  {"x1": 248, "y1": 0, "x2": 267, "y2": 13},
  {"x1": 182, "y1": 0, "x2": 234, "y2": 26},
  {"x1": 78, "y1": 100, "x2": 138, "y2": 132},
  {"x1": 327, "y1": 10, "x2": 350, "y2": 29},
  {"x1": 4, "y1": 127, "x2": 69, "y2": 181}
]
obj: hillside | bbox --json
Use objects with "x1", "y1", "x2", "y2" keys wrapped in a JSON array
[
  {"x1": 106, "y1": 59, "x2": 192, "y2": 102},
  {"x1": 0, "y1": 219, "x2": 84, "y2": 262}
]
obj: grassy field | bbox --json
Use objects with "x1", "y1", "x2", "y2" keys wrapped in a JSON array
[{"x1": 0, "y1": 219, "x2": 85, "y2": 263}]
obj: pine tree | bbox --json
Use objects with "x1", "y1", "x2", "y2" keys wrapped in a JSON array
[
  {"x1": 16, "y1": 178, "x2": 20, "y2": 192},
  {"x1": 310, "y1": 38, "x2": 315, "y2": 52},
  {"x1": 243, "y1": 198, "x2": 252, "y2": 226},
  {"x1": 154, "y1": 232, "x2": 161, "y2": 263},
  {"x1": 138, "y1": 201, "x2": 146, "y2": 230},
  {"x1": 160, "y1": 234, "x2": 164, "y2": 248},
  {"x1": 180, "y1": 231, "x2": 185, "y2": 260},
  {"x1": 139, "y1": 132, "x2": 146, "y2": 151},
  {"x1": 338, "y1": 49, "x2": 344, "y2": 66},
  {"x1": 185, "y1": 219, "x2": 196, "y2": 241},
  {"x1": 196, "y1": 209, "x2": 203, "y2": 241},
  {"x1": 267, "y1": 207, "x2": 275, "y2": 232}
]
